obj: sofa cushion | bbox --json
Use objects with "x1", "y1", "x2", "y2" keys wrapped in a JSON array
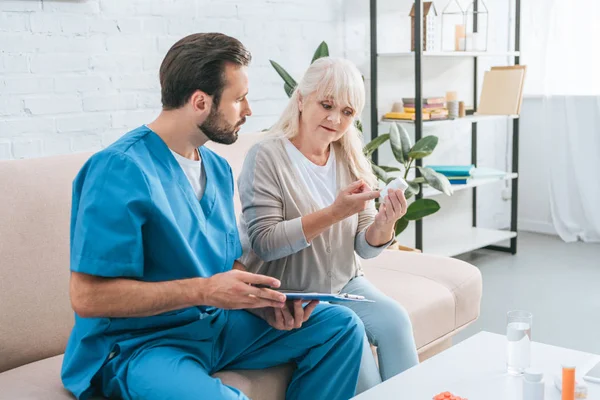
[
  {"x1": 0, "y1": 355, "x2": 293, "y2": 400},
  {"x1": 362, "y1": 249, "x2": 482, "y2": 350}
]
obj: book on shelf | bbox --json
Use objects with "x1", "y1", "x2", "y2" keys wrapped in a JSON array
[
  {"x1": 402, "y1": 97, "x2": 446, "y2": 105},
  {"x1": 384, "y1": 112, "x2": 431, "y2": 121},
  {"x1": 427, "y1": 165, "x2": 475, "y2": 176},
  {"x1": 447, "y1": 178, "x2": 469, "y2": 185},
  {"x1": 402, "y1": 103, "x2": 445, "y2": 109},
  {"x1": 427, "y1": 166, "x2": 510, "y2": 183},
  {"x1": 429, "y1": 109, "x2": 449, "y2": 118},
  {"x1": 403, "y1": 107, "x2": 447, "y2": 113}
]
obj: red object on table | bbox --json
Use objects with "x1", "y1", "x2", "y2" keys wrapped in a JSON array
[{"x1": 433, "y1": 391, "x2": 468, "y2": 400}]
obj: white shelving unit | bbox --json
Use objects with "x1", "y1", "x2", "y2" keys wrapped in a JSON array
[
  {"x1": 399, "y1": 226, "x2": 518, "y2": 257},
  {"x1": 378, "y1": 51, "x2": 521, "y2": 58},
  {"x1": 422, "y1": 173, "x2": 518, "y2": 198},
  {"x1": 369, "y1": 0, "x2": 522, "y2": 255},
  {"x1": 381, "y1": 114, "x2": 519, "y2": 127}
]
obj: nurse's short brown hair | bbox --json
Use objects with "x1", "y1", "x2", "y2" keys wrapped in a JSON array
[{"x1": 159, "y1": 33, "x2": 251, "y2": 110}]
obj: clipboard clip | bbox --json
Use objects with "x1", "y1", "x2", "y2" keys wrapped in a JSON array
[{"x1": 340, "y1": 293, "x2": 366, "y2": 300}]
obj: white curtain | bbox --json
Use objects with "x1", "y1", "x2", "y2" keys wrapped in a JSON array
[
  {"x1": 523, "y1": 0, "x2": 600, "y2": 242},
  {"x1": 545, "y1": 97, "x2": 600, "y2": 242}
]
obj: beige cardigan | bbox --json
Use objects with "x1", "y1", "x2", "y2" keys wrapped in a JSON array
[{"x1": 237, "y1": 137, "x2": 390, "y2": 294}]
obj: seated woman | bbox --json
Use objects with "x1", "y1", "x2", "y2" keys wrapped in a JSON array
[{"x1": 237, "y1": 57, "x2": 419, "y2": 392}]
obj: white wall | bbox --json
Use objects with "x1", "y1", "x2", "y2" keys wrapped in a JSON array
[
  {"x1": 0, "y1": 0, "x2": 535, "y2": 236},
  {"x1": 0, "y1": 0, "x2": 344, "y2": 159}
]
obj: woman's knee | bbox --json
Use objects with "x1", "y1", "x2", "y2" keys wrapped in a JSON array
[{"x1": 368, "y1": 299, "x2": 414, "y2": 340}]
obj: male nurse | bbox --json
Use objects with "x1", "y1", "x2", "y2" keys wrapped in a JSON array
[{"x1": 61, "y1": 33, "x2": 365, "y2": 400}]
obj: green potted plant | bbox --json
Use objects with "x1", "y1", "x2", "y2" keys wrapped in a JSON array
[
  {"x1": 270, "y1": 42, "x2": 453, "y2": 242},
  {"x1": 363, "y1": 123, "x2": 453, "y2": 237}
]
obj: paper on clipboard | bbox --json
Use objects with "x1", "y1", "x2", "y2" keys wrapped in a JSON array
[{"x1": 282, "y1": 292, "x2": 375, "y2": 303}]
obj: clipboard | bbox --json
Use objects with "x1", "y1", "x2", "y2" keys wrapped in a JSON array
[{"x1": 282, "y1": 292, "x2": 375, "y2": 303}]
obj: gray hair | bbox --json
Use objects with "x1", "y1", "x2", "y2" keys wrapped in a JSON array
[{"x1": 269, "y1": 57, "x2": 376, "y2": 187}]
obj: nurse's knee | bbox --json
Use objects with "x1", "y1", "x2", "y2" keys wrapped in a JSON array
[{"x1": 326, "y1": 305, "x2": 366, "y2": 343}]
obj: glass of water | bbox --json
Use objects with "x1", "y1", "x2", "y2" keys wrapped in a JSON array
[{"x1": 506, "y1": 310, "x2": 532, "y2": 375}]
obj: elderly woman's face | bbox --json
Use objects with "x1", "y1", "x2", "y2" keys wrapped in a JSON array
[{"x1": 300, "y1": 95, "x2": 355, "y2": 143}]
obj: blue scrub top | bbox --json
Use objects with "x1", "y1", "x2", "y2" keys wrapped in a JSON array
[{"x1": 61, "y1": 126, "x2": 242, "y2": 399}]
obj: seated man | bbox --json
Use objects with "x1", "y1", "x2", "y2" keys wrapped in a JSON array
[{"x1": 61, "y1": 32, "x2": 365, "y2": 400}]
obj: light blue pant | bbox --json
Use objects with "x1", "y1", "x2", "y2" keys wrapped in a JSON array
[
  {"x1": 334, "y1": 276, "x2": 420, "y2": 394},
  {"x1": 122, "y1": 304, "x2": 364, "y2": 400}
]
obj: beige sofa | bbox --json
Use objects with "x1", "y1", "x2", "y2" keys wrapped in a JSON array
[{"x1": 0, "y1": 133, "x2": 482, "y2": 400}]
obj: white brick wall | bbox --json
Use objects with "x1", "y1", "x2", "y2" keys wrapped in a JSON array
[
  {"x1": 0, "y1": 0, "x2": 344, "y2": 159},
  {"x1": 0, "y1": 0, "x2": 537, "y2": 239}
]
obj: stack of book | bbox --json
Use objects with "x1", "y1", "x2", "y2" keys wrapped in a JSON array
[
  {"x1": 384, "y1": 97, "x2": 449, "y2": 121},
  {"x1": 427, "y1": 165, "x2": 474, "y2": 185}
]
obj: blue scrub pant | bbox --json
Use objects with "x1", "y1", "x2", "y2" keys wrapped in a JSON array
[
  {"x1": 335, "y1": 276, "x2": 420, "y2": 394},
  {"x1": 122, "y1": 303, "x2": 364, "y2": 400}
]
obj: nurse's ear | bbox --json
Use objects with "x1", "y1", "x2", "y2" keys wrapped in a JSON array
[
  {"x1": 298, "y1": 94, "x2": 303, "y2": 113},
  {"x1": 190, "y1": 90, "x2": 211, "y2": 114}
]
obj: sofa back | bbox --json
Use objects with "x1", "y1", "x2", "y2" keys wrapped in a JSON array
[
  {"x1": 0, "y1": 132, "x2": 261, "y2": 373},
  {"x1": 0, "y1": 152, "x2": 92, "y2": 373}
]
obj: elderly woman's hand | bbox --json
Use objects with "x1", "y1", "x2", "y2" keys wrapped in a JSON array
[
  {"x1": 330, "y1": 180, "x2": 380, "y2": 221},
  {"x1": 373, "y1": 188, "x2": 408, "y2": 229}
]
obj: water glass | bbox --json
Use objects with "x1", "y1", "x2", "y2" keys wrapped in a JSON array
[{"x1": 506, "y1": 310, "x2": 532, "y2": 375}]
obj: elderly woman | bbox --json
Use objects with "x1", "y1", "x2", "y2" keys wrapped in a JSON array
[{"x1": 237, "y1": 57, "x2": 419, "y2": 392}]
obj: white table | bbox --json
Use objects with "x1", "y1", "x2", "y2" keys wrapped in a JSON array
[{"x1": 353, "y1": 331, "x2": 600, "y2": 399}]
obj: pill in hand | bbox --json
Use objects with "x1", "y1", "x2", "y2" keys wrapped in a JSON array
[{"x1": 380, "y1": 176, "x2": 409, "y2": 200}]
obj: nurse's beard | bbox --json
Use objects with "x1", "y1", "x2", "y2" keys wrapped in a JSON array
[{"x1": 199, "y1": 106, "x2": 246, "y2": 145}]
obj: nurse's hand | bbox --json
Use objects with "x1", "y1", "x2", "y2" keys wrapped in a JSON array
[
  {"x1": 204, "y1": 270, "x2": 287, "y2": 310},
  {"x1": 252, "y1": 300, "x2": 320, "y2": 330}
]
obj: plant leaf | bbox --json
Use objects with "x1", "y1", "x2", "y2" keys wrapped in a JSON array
[
  {"x1": 363, "y1": 134, "x2": 389, "y2": 157},
  {"x1": 270, "y1": 60, "x2": 297, "y2": 89},
  {"x1": 397, "y1": 123, "x2": 412, "y2": 161},
  {"x1": 284, "y1": 82, "x2": 295, "y2": 98},
  {"x1": 418, "y1": 167, "x2": 453, "y2": 196},
  {"x1": 354, "y1": 119, "x2": 363, "y2": 133},
  {"x1": 389, "y1": 123, "x2": 405, "y2": 163},
  {"x1": 405, "y1": 181, "x2": 421, "y2": 196},
  {"x1": 408, "y1": 177, "x2": 426, "y2": 184},
  {"x1": 311, "y1": 41, "x2": 330, "y2": 63},
  {"x1": 379, "y1": 165, "x2": 402, "y2": 173},
  {"x1": 404, "y1": 199, "x2": 440, "y2": 220},
  {"x1": 408, "y1": 135, "x2": 438, "y2": 159},
  {"x1": 371, "y1": 164, "x2": 390, "y2": 183},
  {"x1": 394, "y1": 218, "x2": 409, "y2": 236}
]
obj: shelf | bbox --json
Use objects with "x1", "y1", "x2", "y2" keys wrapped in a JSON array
[
  {"x1": 398, "y1": 227, "x2": 517, "y2": 257},
  {"x1": 422, "y1": 173, "x2": 518, "y2": 197},
  {"x1": 381, "y1": 114, "x2": 519, "y2": 127},
  {"x1": 370, "y1": 0, "x2": 521, "y2": 256},
  {"x1": 378, "y1": 51, "x2": 521, "y2": 58}
]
